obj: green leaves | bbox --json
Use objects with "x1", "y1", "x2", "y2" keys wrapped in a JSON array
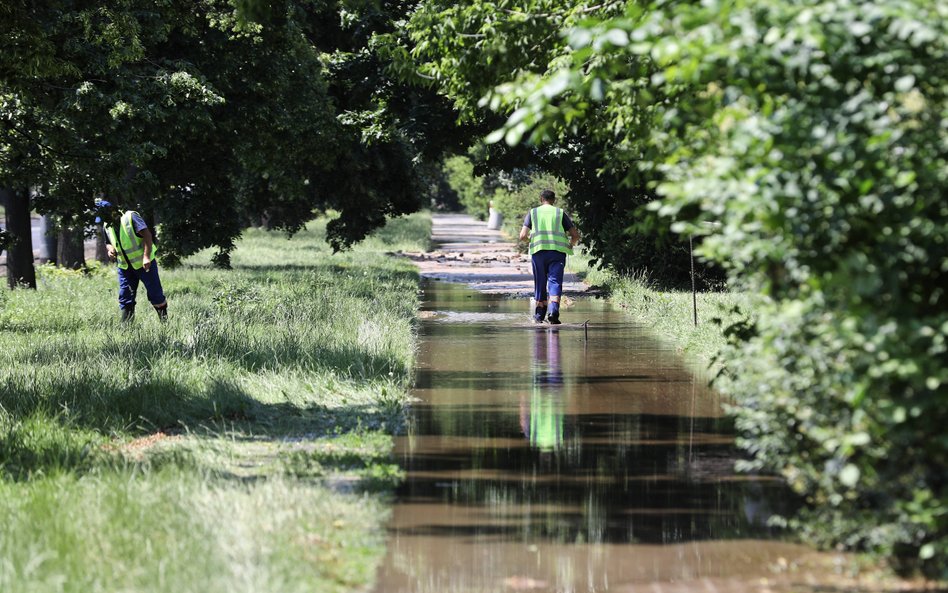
[{"x1": 2, "y1": 1, "x2": 434, "y2": 266}]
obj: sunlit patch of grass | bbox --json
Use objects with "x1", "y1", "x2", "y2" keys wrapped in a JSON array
[
  {"x1": 566, "y1": 255, "x2": 748, "y2": 373},
  {"x1": 565, "y1": 249, "x2": 614, "y2": 288},
  {"x1": 0, "y1": 469, "x2": 388, "y2": 593},
  {"x1": 608, "y1": 274, "x2": 749, "y2": 373}
]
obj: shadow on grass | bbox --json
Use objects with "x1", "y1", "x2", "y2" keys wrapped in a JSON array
[
  {"x1": 19, "y1": 330, "x2": 410, "y2": 379},
  {"x1": 0, "y1": 374, "x2": 405, "y2": 492},
  {"x1": 0, "y1": 251, "x2": 419, "y2": 487}
]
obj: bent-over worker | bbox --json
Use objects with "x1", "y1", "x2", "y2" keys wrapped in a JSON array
[
  {"x1": 519, "y1": 189, "x2": 580, "y2": 324},
  {"x1": 96, "y1": 199, "x2": 168, "y2": 322}
]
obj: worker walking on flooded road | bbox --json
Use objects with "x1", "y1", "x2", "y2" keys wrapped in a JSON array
[{"x1": 519, "y1": 189, "x2": 580, "y2": 324}]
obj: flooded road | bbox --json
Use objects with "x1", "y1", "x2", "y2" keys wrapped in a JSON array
[{"x1": 373, "y1": 280, "x2": 809, "y2": 593}]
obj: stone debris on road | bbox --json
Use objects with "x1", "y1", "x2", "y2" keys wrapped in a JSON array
[{"x1": 400, "y1": 213, "x2": 594, "y2": 296}]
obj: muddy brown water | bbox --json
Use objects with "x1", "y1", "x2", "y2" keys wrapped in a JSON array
[{"x1": 372, "y1": 280, "x2": 808, "y2": 593}]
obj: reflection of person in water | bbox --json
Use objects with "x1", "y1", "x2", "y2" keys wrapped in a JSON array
[{"x1": 519, "y1": 330, "x2": 565, "y2": 451}]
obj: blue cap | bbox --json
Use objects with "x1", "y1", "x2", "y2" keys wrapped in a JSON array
[{"x1": 94, "y1": 199, "x2": 114, "y2": 224}]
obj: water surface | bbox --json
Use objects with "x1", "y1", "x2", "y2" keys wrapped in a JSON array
[{"x1": 374, "y1": 281, "x2": 801, "y2": 593}]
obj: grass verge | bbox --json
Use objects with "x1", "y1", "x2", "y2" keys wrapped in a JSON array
[
  {"x1": 0, "y1": 213, "x2": 430, "y2": 593},
  {"x1": 608, "y1": 274, "x2": 749, "y2": 373},
  {"x1": 564, "y1": 248, "x2": 748, "y2": 374}
]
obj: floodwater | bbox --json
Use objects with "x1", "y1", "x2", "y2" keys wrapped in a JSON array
[{"x1": 373, "y1": 281, "x2": 806, "y2": 593}]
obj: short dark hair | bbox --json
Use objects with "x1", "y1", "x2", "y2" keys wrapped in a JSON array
[{"x1": 540, "y1": 189, "x2": 555, "y2": 202}]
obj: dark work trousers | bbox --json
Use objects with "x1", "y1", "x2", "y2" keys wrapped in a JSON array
[
  {"x1": 117, "y1": 262, "x2": 166, "y2": 310},
  {"x1": 531, "y1": 250, "x2": 567, "y2": 304}
]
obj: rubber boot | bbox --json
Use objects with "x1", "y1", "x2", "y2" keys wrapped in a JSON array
[
  {"x1": 547, "y1": 301, "x2": 561, "y2": 325},
  {"x1": 533, "y1": 305, "x2": 547, "y2": 323},
  {"x1": 155, "y1": 304, "x2": 168, "y2": 322},
  {"x1": 121, "y1": 307, "x2": 135, "y2": 323}
]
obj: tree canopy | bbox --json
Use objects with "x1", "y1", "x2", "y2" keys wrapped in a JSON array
[{"x1": 0, "y1": 0, "x2": 438, "y2": 273}]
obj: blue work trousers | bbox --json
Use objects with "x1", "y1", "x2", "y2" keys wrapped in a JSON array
[
  {"x1": 531, "y1": 250, "x2": 567, "y2": 304},
  {"x1": 118, "y1": 262, "x2": 166, "y2": 310}
]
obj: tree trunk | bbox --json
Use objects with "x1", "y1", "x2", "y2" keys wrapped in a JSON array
[
  {"x1": 1, "y1": 187, "x2": 37, "y2": 289},
  {"x1": 95, "y1": 224, "x2": 109, "y2": 263},
  {"x1": 57, "y1": 226, "x2": 85, "y2": 270}
]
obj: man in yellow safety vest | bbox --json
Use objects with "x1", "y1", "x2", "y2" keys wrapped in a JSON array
[
  {"x1": 519, "y1": 189, "x2": 580, "y2": 324},
  {"x1": 96, "y1": 199, "x2": 168, "y2": 322}
]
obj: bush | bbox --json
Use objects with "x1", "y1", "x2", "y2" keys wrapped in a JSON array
[
  {"x1": 483, "y1": 0, "x2": 946, "y2": 575},
  {"x1": 492, "y1": 171, "x2": 569, "y2": 238},
  {"x1": 643, "y1": 0, "x2": 948, "y2": 575},
  {"x1": 443, "y1": 155, "x2": 491, "y2": 219}
]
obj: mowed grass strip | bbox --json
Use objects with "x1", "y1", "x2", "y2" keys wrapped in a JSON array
[{"x1": 0, "y1": 213, "x2": 430, "y2": 593}]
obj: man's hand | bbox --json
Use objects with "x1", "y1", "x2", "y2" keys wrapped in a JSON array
[
  {"x1": 142, "y1": 255, "x2": 152, "y2": 272},
  {"x1": 106, "y1": 245, "x2": 117, "y2": 262}
]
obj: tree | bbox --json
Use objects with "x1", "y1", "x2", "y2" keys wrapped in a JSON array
[
  {"x1": 0, "y1": 0, "x2": 440, "y2": 277},
  {"x1": 393, "y1": 0, "x2": 711, "y2": 285},
  {"x1": 0, "y1": 186, "x2": 35, "y2": 289}
]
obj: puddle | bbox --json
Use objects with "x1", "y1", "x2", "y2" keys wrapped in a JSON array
[
  {"x1": 425, "y1": 310, "x2": 525, "y2": 324},
  {"x1": 373, "y1": 280, "x2": 806, "y2": 593}
]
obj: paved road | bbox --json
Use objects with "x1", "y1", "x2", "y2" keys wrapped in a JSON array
[
  {"x1": 403, "y1": 213, "x2": 591, "y2": 296},
  {"x1": 0, "y1": 216, "x2": 98, "y2": 273}
]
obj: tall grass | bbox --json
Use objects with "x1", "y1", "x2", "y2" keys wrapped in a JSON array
[
  {"x1": 0, "y1": 469, "x2": 387, "y2": 593},
  {"x1": 609, "y1": 273, "x2": 750, "y2": 373},
  {"x1": 563, "y1": 251, "x2": 748, "y2": 373},
  {"x1": 0, "y1": 213, "x2": 430, "y2": 592}
]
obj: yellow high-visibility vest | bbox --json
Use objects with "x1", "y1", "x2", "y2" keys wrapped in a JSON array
[
  {"x1": 105, "y1": 211, "x2": 156, "y2": 270},
  {"x1": 529, "y1": 204, "x2": 572, "y2": 255}
]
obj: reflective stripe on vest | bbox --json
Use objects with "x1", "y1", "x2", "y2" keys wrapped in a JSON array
[
  {"x1": 530, "y1": 390, "x2": 563, "y2": 451},
  {"x1": 529, "y1": 205, "x2": 573, "y2": 255},
  {"x1": 107, "y1": 211, "x2": 156, "y2": 270}
]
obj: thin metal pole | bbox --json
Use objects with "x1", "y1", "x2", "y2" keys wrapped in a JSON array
[{"x1": 690, "y1": 235, "x2": 697, "y2": 327}]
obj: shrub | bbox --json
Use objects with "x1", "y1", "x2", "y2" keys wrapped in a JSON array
[
  {"x1": 492, "y1": 171, "x2": 569, "y2": 238},
  {"x1": 643, "y1": 0, "x2": 948, "y2": 574},
  {"x1": 443, "y1": 155, "x2": 491, "y2": 219}
]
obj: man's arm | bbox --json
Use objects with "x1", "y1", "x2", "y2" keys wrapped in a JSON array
[
  {"x1": 568, "y1": 227, "x2": 580, "y2": 248},
  {"x1": 102, "y1": 226, "x2": 117, "y2": 262},
  {"x1": 519, "y1": 225, "x2": 530, "y2": 242},
  {"x1": 139, "y1": 227, "x2": 154, "y2": 271}
]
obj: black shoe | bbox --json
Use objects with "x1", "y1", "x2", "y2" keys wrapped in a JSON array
[
  {"x1": 533, "y1": 306, "x2": 547, "y2": 323},
  {"x1": 547, "y1": 313, "x2": 561, "y2": 325},
  {"x1": 155, "y1": 305, "x2": 168, "y2": 321},
  {"x1": 121, "y1": 307, "x2": 135, "y2": 322}
]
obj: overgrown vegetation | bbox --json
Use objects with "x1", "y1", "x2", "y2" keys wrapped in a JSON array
[
  {"x1": 608, "y1": 276, "x2": 746, "y2": 373},
  {"x1": 0, "y1": 213, "x2": 430, "y2": 592},
  {"x1": 442, "y1": 154, "x2": 569, "y2": 239},
  {"x1": 1, "y1": 1, "x2": 453, "y2": 286}
]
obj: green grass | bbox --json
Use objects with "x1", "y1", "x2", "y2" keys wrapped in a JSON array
[
  {"x1": 0, "y1": 469, "x2": 387, "y2": 593},
  {"x1": 565, "y1": 247, "x2": 614, "y2": 288},
  {"x1": 0, "y1": 213, "x2": 430, "y2": 593},
  {"x1": 564, "y1": 251, "x2": 748, "y2": 373},
  {"x1": 607, "y1": 274, "x2": 749, "y2": 373}
]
